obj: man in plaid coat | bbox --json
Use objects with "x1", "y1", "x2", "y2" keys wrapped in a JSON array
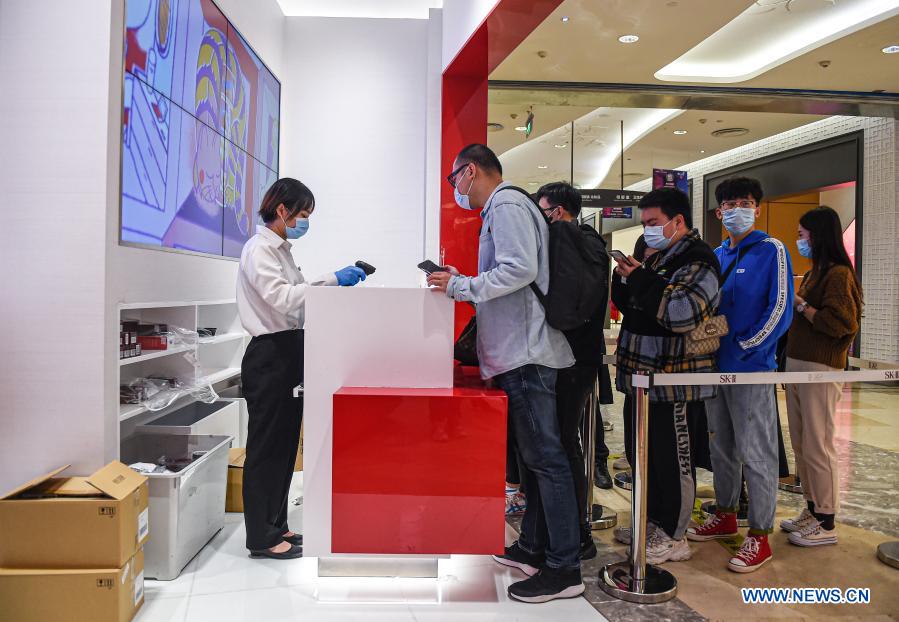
[{"x1": 611, "y1": 188, "x2": 721, "y2": 565}]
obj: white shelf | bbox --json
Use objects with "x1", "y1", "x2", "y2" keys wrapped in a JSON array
[
  {"x1": 200, "y1": 367, "x2": 242, "y2": 386},
  {"x1": 119, "y1": 344, "x2": 194, "y2": 366},
  {"x1": 119, "y1": 403, "x2": 148, "y2": 422},
  {"x1": 198, "y1": 332, "x2": 247, "y2": 345},
  {"x1": 119, "y1": 299, "x2": 236, "y2": 310}
]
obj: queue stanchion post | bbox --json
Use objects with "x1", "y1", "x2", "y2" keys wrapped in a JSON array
[
  {"x1": 600, "y1": 373, "x2": 677, "y2": 603},
  {"x1": 584, "y1": 369, "x2": 616, "y2": 531},
  {"x1": 876, "y1": 542, "x2": 899, "y2": 570}
]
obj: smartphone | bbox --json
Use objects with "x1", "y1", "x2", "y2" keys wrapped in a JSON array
[
  {"x1": 609, "y1": 250, "x2": 629, "y2": 263},
  {"x1": 417, "y1": 259, "x2": 446, "y2": 275},
  {"x1": 355, "y1": 260, "x2": 376, "y2": 275}
]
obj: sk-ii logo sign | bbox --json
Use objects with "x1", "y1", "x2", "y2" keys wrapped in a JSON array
[
  {"x1": 885, "y1": 370, "x2": 899, "y2": 380},
  {"x1": 719, "y1": 375, "x2": 738, "y2": 384}
]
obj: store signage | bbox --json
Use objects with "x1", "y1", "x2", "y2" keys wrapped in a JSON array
[
  {"x1": 653, "y1": 168, "x2": 689, "y2": 194},
  {"x1": 578, "y1": 189, "x2": 645, "y2": 208},
  {"x1": 601, "y1": 206, "x2": 634, "y2": 219}
]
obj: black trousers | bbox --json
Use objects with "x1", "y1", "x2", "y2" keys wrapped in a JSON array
[
  {"x1": 556, "y1": 366, "x2": 598, "y2": 531},
  {"x1": 623, "y1": 395, "x2": 696, "y2": 540},
  {"x1": 241, "y1": 329, "x2": 304, "y2": 551}
]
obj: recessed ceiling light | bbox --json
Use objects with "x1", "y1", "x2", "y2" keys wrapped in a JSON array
[
  {"x1": 537, "y1": 165, "x2": 548, "y2": 169},
  {"x1": 528, "y1": 182, "x2": 539, "y2": 185},
  {"x1": 554, "y1": 143, "x2": 567, "y2": 149},
  {"x1": 700, "y1": 150, "x2": 706, "y2": 153},
  {"x1": 618, "y1": 35, "x2": 639, "y2": 44},
  {"x1": 515, "y1": 126, "x2": 528, "y2": 132},
  {"x1": 673, "y1": 130, "x2": 687, "y2": 135},
  {"x1": 561, "y1": 16, "x2": 570, "y2": 22},
  {"x1": 883, "y1": 45, "x2": 899, "y2": 54}
]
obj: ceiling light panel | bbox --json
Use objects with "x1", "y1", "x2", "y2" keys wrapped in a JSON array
[
  {"x1": 276, "y1": 0, "x2": 443, "y2": 19},
  {"x1": 655, "y1": 0, "x2": 899, "y2": 83},
  {"x1": 499, "y1": 107, "x2": 683, "y2": 190}
]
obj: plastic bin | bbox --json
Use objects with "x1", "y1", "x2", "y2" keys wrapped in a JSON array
[
  {"x1": 120, "y1": 434, "x2": 231, "y2": 580},
  {"x1": 218, "y1": 385, "x2": 249, "y2": 447},
  {"x1": 137, "y1": 400, "x2": 239, "y2": 443}
]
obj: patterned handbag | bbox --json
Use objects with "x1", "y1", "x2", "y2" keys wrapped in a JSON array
[{"x1": 685, "y1": 314, "x2": 729, "y2": 358}]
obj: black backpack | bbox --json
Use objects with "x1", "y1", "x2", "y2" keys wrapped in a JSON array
[{"x1": 503, "y1": 186, "x2": 610, "y2": 331}]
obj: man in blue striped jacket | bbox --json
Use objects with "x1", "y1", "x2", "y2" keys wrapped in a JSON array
[{"x1": 687, "y1": 177, "x2": 793, "y2": 574}]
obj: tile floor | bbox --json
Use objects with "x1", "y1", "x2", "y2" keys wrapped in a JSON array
[
  {"x1": 136, "y1": 476, "x2": 608, "y2": 622},
  {"x1": 136, "y1": 381, "x2": 899, "y2": 622}
]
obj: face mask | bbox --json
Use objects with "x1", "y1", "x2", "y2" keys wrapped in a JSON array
[
  {"x1": 453, "y1": 167, "x2": 475, "y2": 211},
  {"x1": 281, "y1": 214, "x2": 310, "y2": 239},
  {"x1": 644, "y1": 219, "x2": 675, "y2": 250},
  {"x1": 797, "y1": 238, "x2": 812, "y2": 259},
  {"x1": 722, "y1": 207, "x2": 756, "y2": 235}
]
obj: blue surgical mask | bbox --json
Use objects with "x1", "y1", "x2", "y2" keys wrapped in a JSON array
[
  {"x1": 722, "y1": 207, "x2": 756, "y2": 235},
  {"x1": 797, "y1": 238, "x2": 812, "y2": 259},
  {"x1": 644, "y1": 219, "x2": 675, "y2": 250},
  {"x1": 453, "y1": 169, "x2": 475, "y2": 211},
  {"x1": 282, "y1": 215, "x2": 309, "y2": 239}
]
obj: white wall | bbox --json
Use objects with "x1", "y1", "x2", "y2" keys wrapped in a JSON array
[
  {"x1": 0, "y1": 0, "x2": 287, "y2": 495},
  {"x1": 0, "y1": 0, "x2": 118, "y2": 494},
  {"x1": 628, "y1": 116, "x2": 899, "y2": 363},
  {"x1": 441, "y1": 0, "x2": 498, "y2": 70},
  {"x1": 280, "y1": 16, "x2": 433, "y2": 287}
]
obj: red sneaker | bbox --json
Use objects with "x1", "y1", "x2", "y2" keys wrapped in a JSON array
[
  {"x1": 728, "y1": 534, "x2": 772, "y2": 573},
  {"x1": 686, "y1": 510, "x2": 738, "y2": 541}
]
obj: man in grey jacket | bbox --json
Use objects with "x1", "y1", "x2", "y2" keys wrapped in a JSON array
[{"x1": 428, "y1": 144, "x2": 581, "y2": 603}]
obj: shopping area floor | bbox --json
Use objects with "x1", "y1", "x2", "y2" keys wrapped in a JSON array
[{"x1": 136, "y1": 382, "x2": 899, "y2": 622}]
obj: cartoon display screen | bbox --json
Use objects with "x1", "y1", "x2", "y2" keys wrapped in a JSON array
[{"x1": 121, "y1": 0, "x2": 280, "y2": 257}]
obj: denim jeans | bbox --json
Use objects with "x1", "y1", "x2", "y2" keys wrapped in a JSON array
[
  {"x1": 495, "y1": 364, "x2": 580, "y2": 569},
  {"x1": 707, "y1": 382, "x2": 779, "y2": 534}
]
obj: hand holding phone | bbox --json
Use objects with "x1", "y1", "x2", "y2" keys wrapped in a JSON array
[{"x1": 417, "y1": 260, "x2": 447, "y2": 275}]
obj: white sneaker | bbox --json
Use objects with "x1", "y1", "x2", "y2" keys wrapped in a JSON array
[
  {"x1": 780, "y1": 508, "x2": 817, "y2": 533},
  {"x1": 612, "y1": 457, "x2": 629, "y2": 471},
  {"x1": 789, "y1": 521, "x2": 837, "y2": 547},
  {"x1": 646, "y1": 529, "x2": 692, "y2": 564},
  {"x1": 614, "y1": 522, "x2": 660, "y2": 546}
]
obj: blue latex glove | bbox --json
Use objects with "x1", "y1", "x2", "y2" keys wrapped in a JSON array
[{"x1": 335, "y1": 266, "x2": 367, "y2": 287}]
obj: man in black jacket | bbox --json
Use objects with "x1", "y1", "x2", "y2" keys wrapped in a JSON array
[{"x1": 536, "y1": 182, "x2": 611, "y2": 560}]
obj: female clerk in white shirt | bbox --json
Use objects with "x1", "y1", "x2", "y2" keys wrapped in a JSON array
[{"x1": 237, "y1": 178, "x2": 366, "y2": 559}]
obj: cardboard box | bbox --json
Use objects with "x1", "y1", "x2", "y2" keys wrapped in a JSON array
[
  {"x1": 0, "y1": 462, "x2": 149, "y2": 569},
  {"x1": 226, "y1": 448, "x2": 246, "y2": 513},
  {"x1": 0, "y1": 549, "x2": 145, "y2": 622}
]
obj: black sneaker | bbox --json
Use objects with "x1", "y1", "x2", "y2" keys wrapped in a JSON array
[
  {"x1": 579, "y1": 535, "x2": 597, "y2": 560},
  {"x1": 594, "y1": 463, "x2": 613, "y2": 489},
  {"x1": 508, "y1": 565, "x2": 585, "y2": 603},
  {"x1": 492, "y1": 541, "x2": 543, "y2": 577}
]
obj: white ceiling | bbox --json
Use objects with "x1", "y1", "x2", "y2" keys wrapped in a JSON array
[
  {"x1": 491, "y1": 0, "x2": 899, "y2": 92},
  {"x1": 493, "y1": 107, "x2": 826, "y2": 190},
  {"x1": 656, "y1": 0, "x2": 899, "y2": 83},
  {"x1": 276, "y1": 0, "x2": 442, "y2": 19},
  {"x1": 490, "y1": 0, "x2": 895, "y2": 189}
]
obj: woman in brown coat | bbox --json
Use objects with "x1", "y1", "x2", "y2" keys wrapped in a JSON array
[{"x1": 781, "y1": 206, "x2": 862, "y2": 548}]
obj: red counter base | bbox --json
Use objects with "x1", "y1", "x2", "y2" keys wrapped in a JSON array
[{"x1": 332, "y1": 382, "x2": 507, "y2": 555}]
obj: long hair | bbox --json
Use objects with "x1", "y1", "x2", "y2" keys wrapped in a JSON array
[{"x1": 799, "y1": 206, "x2": 861, "y2": 295}]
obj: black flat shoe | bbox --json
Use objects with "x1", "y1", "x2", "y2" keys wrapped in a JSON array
[
  {"x1": 282, "y1": 533, "x2": 303, "y2": 546},
  {"x1": 249, "y1": 544, "x2": 303, "y2": 560}
]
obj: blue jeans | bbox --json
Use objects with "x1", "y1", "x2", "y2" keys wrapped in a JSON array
[{"x1": 495, "y1": 364, "x2": 580, "y2": 569}]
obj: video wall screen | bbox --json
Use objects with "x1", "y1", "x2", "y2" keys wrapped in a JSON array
[{"x1": 121, "y1": 0, "x2": 280, "y2": 258}]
